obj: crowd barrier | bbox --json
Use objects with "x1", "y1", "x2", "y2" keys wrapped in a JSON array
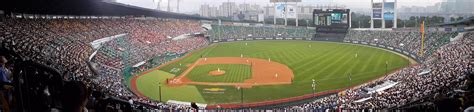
[{"x1": 206, "y1": 89, "x2": 343, "y2": 109}]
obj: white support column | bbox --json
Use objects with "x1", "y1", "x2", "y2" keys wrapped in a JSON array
[
  {"x1": 393, "y1": 0, "x2": 398, "y2": 28},
  {"x1": 176, "y1": 0, "x2": 180, "y2": 13},
  {"x1": 274, "y1": 3, "x2": 277, "y2": 25},
  {"x1": 382, "y1": 0, "x2": 386, "y2": 28},
  {"x1": 284, "y1": 1, "x2": 288, "y2": 26},
  {"x1": 167, "y1": 0, "x2": 171, "y2": 12},
  {"x1": 295, "y1": 2, "x2": 298, "y2": 27},
  {"x1": 370, "y1": 0, "x2": 374, "y2": 29},
  {"x1": 349, "y1": 10, "x2": 352, "y2": 28}
]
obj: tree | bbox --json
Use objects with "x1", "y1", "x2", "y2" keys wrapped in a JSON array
[
  {"x1": 350, "y1": 12, "x2": 371, "y2": 28},
  {"x1": 450, "y1": 17, "x2": 456, "y2": 22}
]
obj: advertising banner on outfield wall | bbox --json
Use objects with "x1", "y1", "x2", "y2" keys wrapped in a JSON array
[
  {"x1": 270, "y1": 0, "x2": 301, "y2": 2},
  {"x1": 373, "y1": 3, "x2": 383, "y2": 8},
  {"x1": 373, "y1": 9, "x2": 382, "y2": 19},
  {"x1": 286, "y1": 5, "x2": 297, "y2": 18},
  {"x1": 383, "y1": 2, "x2": 395, "y2": 20},
  {"x1": 275, "y1": 4, "x2": 285, "y2": 18},
  {"x1": 275, "y1": 4, "x2": 297, "y2": 18}
]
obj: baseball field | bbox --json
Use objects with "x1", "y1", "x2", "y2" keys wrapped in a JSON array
[{"x1": 131, "y1": 40, "x2": 413, "y2": 105}]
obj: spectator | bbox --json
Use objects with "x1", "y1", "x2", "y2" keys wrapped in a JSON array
[
  {"x1": 62, "y1": 81, "x2": 90, "y2": 112},
  {"x1": 0, "y1": 56, "x2": 10, "y2": 84},
  {"x1": 0, "y1": 17, "x2": 206, "y2": 110},
  {"x1": 345, "y1": 30, "x2": 458, "y2": 59}
]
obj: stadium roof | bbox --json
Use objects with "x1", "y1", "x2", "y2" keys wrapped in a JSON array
[
  {"x1": 438, "y1": 16, "x2": 474, "y2": 27},
  {"x1": 0, "y1": 0, "x2": 214, "y2": 20}
]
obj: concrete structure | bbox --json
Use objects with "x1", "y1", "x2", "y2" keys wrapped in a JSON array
[
  {"x1": 199, "y1": 2, "x2": 263, "y2": 21},
  {"x1": 263, "y1": 5, "x2": 275, "y2": 18},
  {"x1": 370, "y1": 0, "x2": 398, "y2": 29}
]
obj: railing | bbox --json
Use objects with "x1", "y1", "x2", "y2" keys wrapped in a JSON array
[{"x1": 206, "y1": 89, "x2": 343, "y2": 109}]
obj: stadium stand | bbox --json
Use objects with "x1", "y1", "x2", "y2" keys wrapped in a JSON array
[
  {"x1": 210, "y1": 25, "x2": 314, "y2": 39},
  {"x1": 90, "y1": 19, "x2": 206, "y2": 69},
  {"x1": 0, "y1": 17, "x2": 209, "y2": 111},
  {"x1": 286, "y1": 32, "x2": 473, "y2": 111},
  {"x1": 345, "y1": 30, "x2": 458, "y2": 59}
]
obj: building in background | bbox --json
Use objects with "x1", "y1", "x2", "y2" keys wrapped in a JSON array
[
  {"x1": 263, "y1": 5, "x2": 274, "y2": 18},
  {"x1": 395, "y1": 0, "x2": 473, "y2": 20},
  {"x1": 200, "y1": 2, "x2": 263, "y2": 19},
  {"x1": 441, "y1": 0, "x2": 473, "y2": 14},
  {"x1": 199, "y1": 4, "x2": 211, "y2": 17},
  {"x1": 219, "y1": 2, "x2": 238, "y2": 17},
  {"x1": 199, "y1": 1, "x2": 348, "y2": 22},
  {"x1": 298, "y1": 5, "x2": 319, "y2": 19},
  {"x1": 209, "y1": 6, "x2": 219, "y2": 17}
]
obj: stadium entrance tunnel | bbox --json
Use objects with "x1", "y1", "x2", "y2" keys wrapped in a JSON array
[{"x1": 166, "y1": 57, "x2": 294, "y2": 88}]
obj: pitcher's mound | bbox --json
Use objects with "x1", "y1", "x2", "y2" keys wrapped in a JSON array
[{"x1": 209, "y1": 70, "x2": 225, "y2": 76}]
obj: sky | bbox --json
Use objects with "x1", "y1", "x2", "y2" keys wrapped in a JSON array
[{"x1": 116, "y1": 0, "x2": 443, "y2": 14}]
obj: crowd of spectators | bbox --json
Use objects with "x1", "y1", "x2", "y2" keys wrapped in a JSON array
[
  {"x1": 345, "y1": 30, "x2": 457, "y2": 58},
  {"x1": 0, "y1": 18, "x2": 99, "y2": 79},
  {"x1": 0, "y1": 17, "x2": 208, "y2": 111},
  {"x1": 90, "y1": 19, "x2": 206, "y2": 69},
  {"x1": 288, "y1": 32, "x2": 473, "y2": 111},
  {"x1": 1, "y1": 16, "x2": 472, "y2": 111},
  {"x1": 88, "y1": 19, "x2": 208, "y2": 110},
  {"x1": 210, "y1": 25, "x2": 314, "y2": 39}
]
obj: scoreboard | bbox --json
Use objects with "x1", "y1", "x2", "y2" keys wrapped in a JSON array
[{"x1": 313, "y1": 9, "x2": 350, "y2": 34}]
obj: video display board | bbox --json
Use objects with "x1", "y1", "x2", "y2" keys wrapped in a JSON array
[
  {"x1": 383, "y1": 2, "x2": 395, "y2": 20},
  {"x1": 373, "y1": 3, "x2": 382, "y2": 8},
  {"x1": 313, "y1": 9, "x2": 350, "y2": 33},
  {"x1": 373, "y1": 9, "x2": 382, "y2": 19},
  {"x1": 275, "y1": 4, "x2": 297, "y2": 18}
]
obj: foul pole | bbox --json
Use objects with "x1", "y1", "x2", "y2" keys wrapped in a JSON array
[{"x1": 419, "y1": 20, "x2": 425, "y2": 57}]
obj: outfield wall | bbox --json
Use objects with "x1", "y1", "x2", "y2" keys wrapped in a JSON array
[
  {"x1": 205, "y1": 89, "x2": 343, "y2": 109},
  {"x1": 212, "y1": 37, "x2": 422, "y2": 63}
]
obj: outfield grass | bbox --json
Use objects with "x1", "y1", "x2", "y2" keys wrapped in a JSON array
[
  {"x1": 137, "y1": 40, "x2": 411, "y2": 104},
  {"x1": 187, "y1": 64, "x2": 252, "y2": 83}
]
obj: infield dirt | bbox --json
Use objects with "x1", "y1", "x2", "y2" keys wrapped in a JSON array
[{"x1": 168, "y1": 57, "x2": 294, "y2": 88}]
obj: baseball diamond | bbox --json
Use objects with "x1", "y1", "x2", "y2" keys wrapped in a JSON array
[
  {"x1": 130, "y1": 40, "x2": 413, "y2": 105},
  {"x1": 188, "y1": 64, "x2": 252, "y2": 82},
  {"x1": 169, "y1": 57, "x2": 294, "y2": 88}
]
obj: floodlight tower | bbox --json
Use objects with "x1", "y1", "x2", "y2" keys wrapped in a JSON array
[
  {"x1": 228, "y1": 0, "x2": 231, "y2": 17},
  {"x1": 167, "y1": 0, "x2": 171, "y2": 12},
  {"x1": 155, "y1": 0, "x2": 162, "y2": 10},
  {"x1": 270, "y1": 0, "x2": 302, "y2": 26},
  {"x1": 176, "y1": 0, "x2": 180, "y2": 13}
]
